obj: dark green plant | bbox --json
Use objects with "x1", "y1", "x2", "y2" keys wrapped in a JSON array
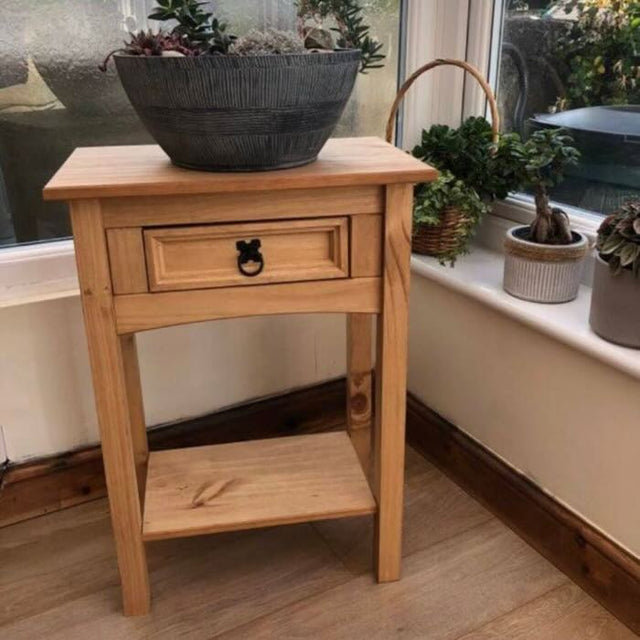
[
  {"x1": 296, "y1": 0, "x2": 385, "y2": 72},
  {"x1": 148, "y1": 0, "x2": 236, "y2": 54},
  {"x1": 551, "y1": 0, "x2": 640, "y2": 109},
  {"x1": 411, "y1": 117, "x2": 527, "y2": 202},
  {"x1": 522, "y1": 128, "x2": 580, "y2": 245},
  {"x1": 597, "y1": 200, "x2": 640, "y2": 276},
  {"x1": 413, "y1": 171, "x2": 489, "y2": 266}
]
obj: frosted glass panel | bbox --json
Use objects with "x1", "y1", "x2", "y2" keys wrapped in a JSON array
[{"x1": 0, "y1": 0, "x2": 400, "y2": 246}]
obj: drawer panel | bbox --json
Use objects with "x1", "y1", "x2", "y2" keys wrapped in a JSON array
[{"x1": 144, "y1": 218, "x2": 349, "y2": 292}]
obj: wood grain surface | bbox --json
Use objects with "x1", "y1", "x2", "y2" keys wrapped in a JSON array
[
  {"x1": 142, "y1": 432, "x2": 376, "y2": 541},
  {"x1": 0, "y1": 441, "x2": 635, "y2": 638},
  {"x1": 144, "y1": 217, "x2": 349, "y2": 292},
  {"x1": 43, "y1": 138, "x2": 437, "y2": 201},
  {"x1": 114, "y1": 277, "x2": 382, "y2": 334}
]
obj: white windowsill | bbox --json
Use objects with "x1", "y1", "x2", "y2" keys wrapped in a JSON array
[
  {"x1": 411, "y1": 247, "x2": 640, "y2": 381},
  {"x1": 0, "y1": 240, "x2": 79, "y2": 309}
]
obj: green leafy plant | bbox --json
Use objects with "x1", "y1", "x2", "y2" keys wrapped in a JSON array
[
  {"x1": 296, "y1": 0, "x2": 385, "y2": 72},
  {"x1": 101, "y1": 0, "x2": 385, "y2": 75},
  {"x1": 551, "y1": 0, "x2": 640, "y2": 109},
  {"x1": 597, "y1": 199, "x2": 640, "y2": 276},
  {"x1": 413, "y1": 171, "x2": 490, "y2": 266},
  {"x1": 148, "y1": 0, "x2": 235, "y2": 54},
  {"x1": 411, "y1": 117, "x2": 527, "y2": 202},
  {"x1": 521, "y1": 128, "x2": 580, "y2": 245},
  {"x1": 410, "y1": 117, "x2": 530, "y2": 265}
]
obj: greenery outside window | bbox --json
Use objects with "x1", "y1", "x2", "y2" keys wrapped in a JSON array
[{"x1": 498, "y1": 0, "x2": 640, "y2": 217}]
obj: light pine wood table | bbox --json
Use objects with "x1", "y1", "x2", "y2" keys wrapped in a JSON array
[{"x1": 44, "y1": 137, "x2": 437, "y2": 616}]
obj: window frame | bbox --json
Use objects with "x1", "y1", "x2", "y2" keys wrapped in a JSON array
[
  {"x1": 400, "y1": 0, "x2": 603, "y2": 244},
  {"x1": 0, "y1": 0, "x2": 603, "y2": 304}
]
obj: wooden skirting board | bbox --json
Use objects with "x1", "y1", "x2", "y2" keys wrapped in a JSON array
[
  {"x1": 1, "y1": 380, "x2": 638, "y2": 634},
  {"x1": 405, "y1": 394, "x2": 640, "y2": 636},
  {"x1": 0, "y1": 379, "x2": 346, "y2": 530}
]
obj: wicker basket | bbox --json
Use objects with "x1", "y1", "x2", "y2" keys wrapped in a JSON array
[{"x1": 385, "y1": 59, "x2": 500, "y2": 259}]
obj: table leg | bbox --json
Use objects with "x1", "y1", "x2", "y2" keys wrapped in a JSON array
[
  {"x1": 71, "y1": 200, "x2": 151, "y2": 616},
  {"x1": 373, "y1": 184, "x2": 413, "y2": 582},
  {"x1": 119, "y1": 334, "x2": 149, "y2": 507},
  {"x1": 347, "y1": 313, "x2": 374, "y2": 479}
]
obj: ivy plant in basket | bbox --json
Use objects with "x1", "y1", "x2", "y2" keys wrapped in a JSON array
[
  {"x1": 502, "y1": 129, "x2": 588, "y2": 304},
  {"x1": 589, "y1": 200, "x2": 640, "y2": 348},
  {"x1": 411, "y1": 117, "x2": 526, "y2": 265},
  {"x1": 100, "y1": 0, "x2": 385, "y2": 172}
]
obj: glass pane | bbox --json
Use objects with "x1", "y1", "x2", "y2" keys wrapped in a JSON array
[
  {"x1": 498, "y1": 0, "x2": 640, "y2": 215},
  {"x1": 0, "y1": 0, "x2": 400, "y2": 248}
]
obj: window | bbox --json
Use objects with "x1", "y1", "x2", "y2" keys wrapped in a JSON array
[
  {"x1": 0, "y1": 0, "x2": 401, "y2": 248},
  {"x1": 496, "y1": 0, "x2": 640, "y2": 216}
]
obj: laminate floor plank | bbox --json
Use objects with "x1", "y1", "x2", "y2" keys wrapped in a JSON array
[
  {"x1": 1, "y1": 523, "x2": 352, "y2": 640},
  {"x1": 0, "y1": 444, "x2": 635, "y2": 640},
  {"x1": 218, "y1": 519, "x2": 567, "y2": 640},
  {"x1": 457, "y1": 582, "x2": 638, "y2": 640},
  {"x1": 313, "y1": 446, "x2": 493, "y2": 575}
]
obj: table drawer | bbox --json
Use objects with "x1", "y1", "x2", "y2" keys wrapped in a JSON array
[{"x1": 143, "y1": 218, "x2": 349, "y2": 292}]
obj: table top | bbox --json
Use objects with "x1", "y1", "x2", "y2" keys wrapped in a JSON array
[{"x1": 43, "y1": 137, "x2": 437, "y2": 201}]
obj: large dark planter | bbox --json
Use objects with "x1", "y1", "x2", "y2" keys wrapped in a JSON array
[
  {"x1": 589, "y1": 255, "x2": 640, "y2": 348},
  {"x1": 114, "y1": 51, "x2": 360, "y2": 171}
]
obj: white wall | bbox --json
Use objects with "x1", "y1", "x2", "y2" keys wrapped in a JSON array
[
  {"x1": 1, "y1": 295, "x2": 345, "y2": 462},
  {"x1": 408, "y1": 274, "x2": 640, "y2": 559}
]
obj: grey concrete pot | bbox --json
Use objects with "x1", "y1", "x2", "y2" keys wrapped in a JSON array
[
  {"x1": 114, "y1": 51, "x2": 360, "y2": 171},
  {"x1": 503, "y1": 225, "x2": 589, "y2": 303},
  {"x1": 589, "y1": 255, "x2": 640, "y2": 348}
]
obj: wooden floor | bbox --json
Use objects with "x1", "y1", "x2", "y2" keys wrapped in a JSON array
[{"x1": 1, "y1": 444, "x2": 636, "y2": 640}]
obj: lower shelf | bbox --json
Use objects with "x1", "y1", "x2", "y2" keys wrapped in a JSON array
[{"x1": 142, "y1": 431, "x2": 376, "y2": 541}]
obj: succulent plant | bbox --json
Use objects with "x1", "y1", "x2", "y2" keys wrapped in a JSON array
[
  {"x1": 296, "y1": 0, "x2": 385, "y2": 72},
  {"x1": 523, "y1": 129, "x2": 581, "y2": 246},
  {"x1": 148, "y1": 0, "x2": 235, "y2": 54},
  {"x1": 230, "y1": 29, "x2": 306, "y2": 56},
  {"x1": 597, "y1": 200, "x2": 640, "y2": 277},
  {"x1": 99, "y1": 30, "x2": 194, "y2": 71}
]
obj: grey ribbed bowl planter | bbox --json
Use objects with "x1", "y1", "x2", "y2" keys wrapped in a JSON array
[
  {"x1": 503, "y1": 225, "x2": 589, "y2": 303},
  {"x1": 590, "y1": 255, "x2": 640, "y2": 348},
  {"x1": 114, "y1": 51, "x2": 360, "y2": 171}
]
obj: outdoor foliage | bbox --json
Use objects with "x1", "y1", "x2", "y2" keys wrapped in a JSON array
[
  {"x1": 553, "y1": 0, "x2": 640, "y2": 109},
  {"x1": 597, "y1": 199, "x2": 640, "y2": 276}
]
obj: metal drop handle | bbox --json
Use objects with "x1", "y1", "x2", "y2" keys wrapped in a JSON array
[{"x1": 236, "y1": 239, "x2": 265, "y2": 277}]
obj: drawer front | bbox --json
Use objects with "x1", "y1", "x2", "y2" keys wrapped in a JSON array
[{"x1": 144, "y1": 218, "x2": 349, "y2": 292}]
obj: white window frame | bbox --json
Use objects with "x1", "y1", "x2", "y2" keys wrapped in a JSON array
[
  {"x1": 400, "y1": 0, "x2": 602, "y2": 244},
  {"x1": 0, "y1": 0, "x2": 603, "y2": 305}
]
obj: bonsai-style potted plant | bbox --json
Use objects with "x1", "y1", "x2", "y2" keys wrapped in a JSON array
[
  {"x1": 503, "y1": 128, "x2": 589, "y2": 303},
  {"x1": 411, "y1": 117, "x2": 525, "y2": 264},
  {"x1": 590, "y1": 200, "x2": 640, "y2": 348},
  {"x1": 101, "y1": 0, "x2": 385, "y2": 171}
]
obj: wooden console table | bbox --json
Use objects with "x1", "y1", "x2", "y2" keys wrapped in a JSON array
[{"x1": 44, "y1": 137, "x2": 436, "y2": 616}]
